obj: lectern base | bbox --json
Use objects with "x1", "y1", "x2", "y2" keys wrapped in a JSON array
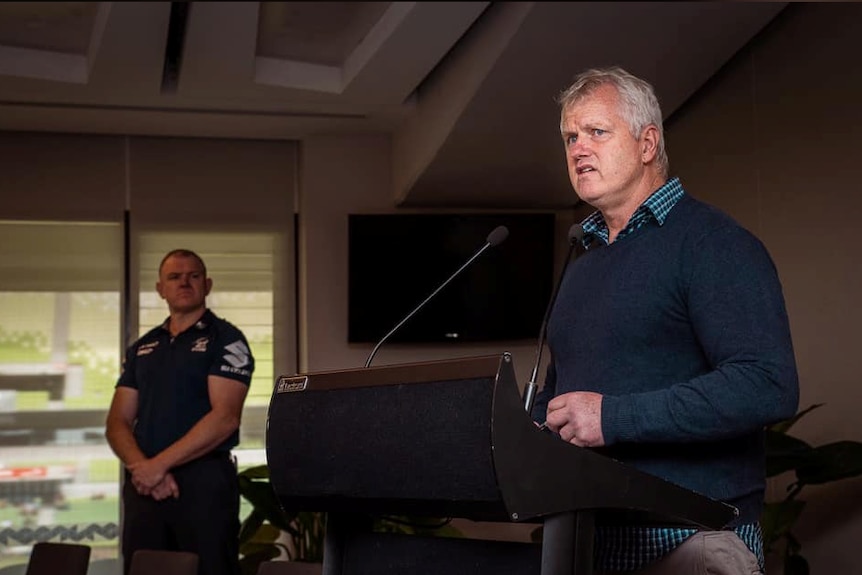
[{"x1": 326, "y1": 530, "x2": 541, "y2": 575}]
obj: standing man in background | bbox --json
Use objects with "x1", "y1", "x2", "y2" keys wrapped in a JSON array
[
  {"x1": 532, "y1": 67, "x2": 799, "y2": 574},
  {"x1": 106, "y1": 249, "x2": 254, "y2": 575}
]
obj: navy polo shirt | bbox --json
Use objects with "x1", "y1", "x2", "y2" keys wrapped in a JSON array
[{"x1": 117, "y1": 309, "x2": 255, "y2": 458}]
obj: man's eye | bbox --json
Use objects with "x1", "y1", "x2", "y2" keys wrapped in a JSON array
[
  {"x1": 566, "y1": 134, "x2": 578, "y2": 145},
  {"x1": 592, "y1": 129, "x2": 606, "y2": 136}
]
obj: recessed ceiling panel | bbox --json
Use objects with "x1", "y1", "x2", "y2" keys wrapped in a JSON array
[
  {"x1": 0, "y1": 1, "x2": 98, "y2": 54},
  {"x1": 257, "y1": 1, "x2": 391, "y2": 67}
]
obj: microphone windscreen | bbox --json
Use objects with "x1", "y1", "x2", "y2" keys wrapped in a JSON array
[
  {"x1": 486, "y1": 225, "x2": 509, "y2": 247},
  {"x1": 568, "y1": 223, "x2": 585, "y2": 246}
]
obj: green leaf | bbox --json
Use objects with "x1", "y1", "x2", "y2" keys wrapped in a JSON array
[
  {"x1": 760, "y1": 500, "x2": 805, "y2": 553},
  {"x1": 769, "y1": 404, "x2": 824, "y2": 434},
  {"x1": 239, "y1": 522, "x2": 285, "y2": 554},
  {"x1": 765, "y1": 429, "x2": 814, "y2": 477},
  {"x1": 239, "y1": 464, "x2": 272, "y2": 480},
  {"x1": 239, "y1": 540, "x2": 281, "y2": 560},
  {"x1": 238, "y1": 476, "x2": 296, "y2": 531},
  {"x1": 239, "y1": 508, "x2": 266, "y2": 545},
  {"x1": 786, "y1": 532, "x2": 802, "y2": 554},
  {"x1": 254, "y1": 523, "x2": 284, "y2": 543},
  {"x1": 796, "y1": 441, "x2": 862, "y2": 485},
  {"x1": 785, "y1": 553, "x2": 810, "y2": 575}
]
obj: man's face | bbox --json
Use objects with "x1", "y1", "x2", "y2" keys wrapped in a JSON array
[
  {"x1": 156, "y1": 255, "x2": 211, "y2": 314},
  {"x1": 560, "y1": 84, "x2": 647, "y2": 211}
]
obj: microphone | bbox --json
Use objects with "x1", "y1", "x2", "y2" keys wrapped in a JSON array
[
  {"x1": 364, "y1": 225, "x2": 510, "y2": 368},
  {"x1": 522, "y1": 223, "x2": 585, "y2": 415}
]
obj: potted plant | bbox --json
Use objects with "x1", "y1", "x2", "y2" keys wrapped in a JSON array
[
  {"x1": 762, "y1": 404, "x2": 862, "y2": 575},
  {"x1": 237, "y1": 464, "x2": 326, "y2": 575},
  {"x1": 237, "y1": 464, "x2": 461, "y2": 575}
]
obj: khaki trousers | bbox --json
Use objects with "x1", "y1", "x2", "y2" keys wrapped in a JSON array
[{"x1": 597, "y1": 531, "x2": 762, "y2": 575}]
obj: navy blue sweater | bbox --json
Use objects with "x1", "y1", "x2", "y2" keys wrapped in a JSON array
[{"x1": 532, "y1": 194, "x2": 799, "y2": 524}]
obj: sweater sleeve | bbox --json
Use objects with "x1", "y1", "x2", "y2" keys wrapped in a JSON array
[{"x1": 602, "y1": 223, "x2": 800, "y2": 444}]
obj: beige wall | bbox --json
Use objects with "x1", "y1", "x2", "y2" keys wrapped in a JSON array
[
  {"x1": 666, "y1": 3, "x2": 862, "y2": 572},
  {"x1": 298, "y1": 133, "x2": 577, "y2": 381}
]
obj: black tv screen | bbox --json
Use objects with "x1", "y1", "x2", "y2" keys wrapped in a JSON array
[{"x1": 348, "y1": 213, "x2": 556, "y2": 344}]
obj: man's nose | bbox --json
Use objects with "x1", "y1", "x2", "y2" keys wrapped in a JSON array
[
  {"x1": 572, "y1": 140, "x2": 591, "y2": 157},
  {"x1": 567, "y1": 141, "x2": 587, "y2": 159}
]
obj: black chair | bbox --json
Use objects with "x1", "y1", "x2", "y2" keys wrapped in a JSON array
[
  {"x1": 24, "y1": 542, "x2": 90, "y2": 575},
  {"x1": 128, "y1": 550, "x2": 198, "y2": 575},
  {"x1": 257, "y1": 562, "x2": 322, "y2": 575}
]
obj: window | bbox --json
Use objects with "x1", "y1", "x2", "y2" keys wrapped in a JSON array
[
  {"x1": 0, "y1": 133, "x2": 297, "y2": 567},
  {"x1": 0, "y1": 221, "x2": 123, "y2": 563}
]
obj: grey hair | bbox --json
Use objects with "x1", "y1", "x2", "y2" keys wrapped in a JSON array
[{"x1": 557, "y1": 66, "x2": 668, "y2": 177}]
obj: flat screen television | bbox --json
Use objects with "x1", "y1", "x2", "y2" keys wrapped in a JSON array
[{"x1": 348, "y1": 212, "x2": 556, "y2": 344}]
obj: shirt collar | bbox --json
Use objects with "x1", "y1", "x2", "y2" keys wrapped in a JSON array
[
  {"x1": 159, "y1": 309, "x2": 212, "y2": 334},
  {"x1": 580, "y1": 177, "x2": 685, "y2": 247}
]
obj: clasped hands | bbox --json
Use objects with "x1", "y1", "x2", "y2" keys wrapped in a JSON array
[
  {"x1": 542, "y1": 391, "x2": 605, "y2": 447},
  {"x1": 127, "y1": 458, "x2": 179, "y2": 501}
]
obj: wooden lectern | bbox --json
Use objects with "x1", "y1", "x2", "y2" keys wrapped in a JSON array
[{"x1": 265, "y1": 353, "x2": 737, "y2": 575}]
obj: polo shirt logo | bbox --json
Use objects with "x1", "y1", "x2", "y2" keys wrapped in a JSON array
[
  {"x1": 137, "y1": 341, "x2": 159, "y2": 356},
  {"x1": 223, "y1": 340, "x2": 251, "y2": 368},
  {"x1": 191, "y1": 337, "x2": 209, "y2": 352}
]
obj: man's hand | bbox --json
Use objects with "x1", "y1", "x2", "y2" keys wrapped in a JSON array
[
  {"x1": 149, "y1": 473, "x2": 180, "y2": 501},
  {"x1": 545, "y1": 391, "x2": 605, "y2": 447},
  {"x1": 127, "y1": 458, "x2": 168, "y2": 494}
]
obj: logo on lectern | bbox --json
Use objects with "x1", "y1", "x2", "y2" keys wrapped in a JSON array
[{"x1": 276, "y1": 375, "x2": 308, "y2": 393}]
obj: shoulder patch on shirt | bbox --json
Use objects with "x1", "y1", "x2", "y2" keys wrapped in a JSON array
[{"x1": 220, "y1": 340, "x2": 252, "y2": 377}]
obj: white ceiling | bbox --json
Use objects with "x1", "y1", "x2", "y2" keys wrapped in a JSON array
[{"x1": 0, "y1": 2, "x2": 788, "y2": 208}]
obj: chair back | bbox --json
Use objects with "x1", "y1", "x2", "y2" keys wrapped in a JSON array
[
  {"x1": 24, "y1": 542, "x2": 91, "y2": 575},
  {"x1": 257, "y1": 562, "x2": 321, "y2": 575},
  {"x1": 128, "y1": 550, "x2": 199, "y2": 575}
]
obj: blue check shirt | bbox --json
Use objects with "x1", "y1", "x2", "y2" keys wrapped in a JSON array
[
  {"x1": 580, "y1": 177, "x2": 765, "y2": 572},
  {"x1": 580, "y1": 177, "x2": 686, "y2": 248}
]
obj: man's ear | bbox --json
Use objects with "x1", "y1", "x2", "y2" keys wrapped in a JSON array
[
  {"x1": 205, "y1": 278, "x2": 213, "y2": 296},
  {"x1": 156, "y1": 281, "x2": 165, "y2": 300},
  {"x1": 641, "y1": 124, "x2": 659, "y2": 164}
]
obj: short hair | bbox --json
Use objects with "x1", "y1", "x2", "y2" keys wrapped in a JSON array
[
  {"x1": 158, "y1": 249, "x2": 208, "y2": 277},
  {"x1": 557, "y1": 66, "x2": 668, "y2": 177}
]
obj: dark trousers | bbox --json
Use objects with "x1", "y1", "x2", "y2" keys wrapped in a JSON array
[{"x1": 122, "y1": 452, "x2": 240, "y2": 575}]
